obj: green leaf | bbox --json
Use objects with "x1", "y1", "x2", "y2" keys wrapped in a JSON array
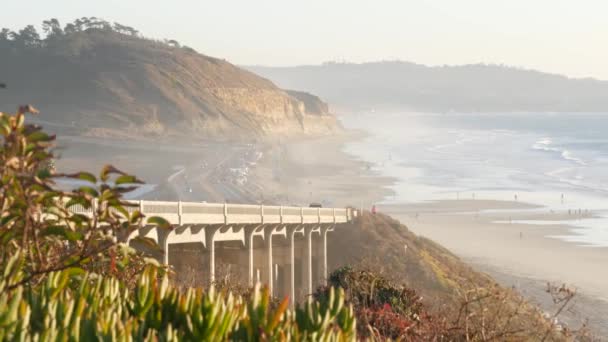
[
  {"x1": 109, "y1": 203, "x2": 129, "y2": 218},
  {"x1": 115, "y1": 175, "x2": 143, "y2": 185},
  {"x1": 131, "y1": 236, "x2": 161, "y2": 251},
  {"x1": 43, "y1": 225, "x2": 69, "y2": 236},
  {"x1": 100, "y1": 165, "x2": 125, "y2": 182},
  {"x1": 27, "y1": 131, "x2": 53, "y2": 142},
  {"x1": 146, "y1": 216, "x2": 172, "y2": 230},
  {"x1": 64, "y1": 267, "x2": 85, "y2": 278},
  {"x1": 78, "y1": 186, "x2": 99, "y2": 197},
  {"x1": 75, "y1": 172, "x2": 97, "y2": 184},
  {"x1": 129, "y1": 211, "x2": 144, "y2": 224},
  {"x1": 36, "y1": 168, "x2": 52, "y2": 179},
  {"x1": 113, "y1": 186, "x2": 139, "y2": 194}
]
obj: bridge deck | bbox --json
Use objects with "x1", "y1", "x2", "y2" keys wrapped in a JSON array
[{"x1": 68, "y1": 200, "x2": 355, "y2": 225}]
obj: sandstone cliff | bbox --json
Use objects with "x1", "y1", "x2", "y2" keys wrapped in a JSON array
[{"x1": 0, "y1": 26, "x2": 336, "y2": 140}]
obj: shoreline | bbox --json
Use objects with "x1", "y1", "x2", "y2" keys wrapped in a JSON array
[
  {"x1": 251, "y1": 131, "x2": 608, "y2": 335},
  {"x1": 383, "y1": 199, "x2": 608, "y2": 335}
]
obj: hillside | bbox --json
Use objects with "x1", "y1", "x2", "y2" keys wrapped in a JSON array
[
  {"x1": 331, "y1": 212, "x2": 506, "y2": 307},
  {"x1": 247, "y1": 61, "x2": 608, "y2": 113},
  {"x1": 328, "y1": 212, "x2": 586, "y2": 339},
  {"x1": 0, "y1": 19, "x2": 337, "y2": 140}
]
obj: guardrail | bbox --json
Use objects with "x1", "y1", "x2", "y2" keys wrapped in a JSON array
[{"x1": 68, "y1": 200, "x2": 357, "y2": 225}]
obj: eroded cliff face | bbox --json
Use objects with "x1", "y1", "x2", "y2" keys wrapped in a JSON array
[{"x1": 0, "y1": 29, "x2": 336, "y2": 140}]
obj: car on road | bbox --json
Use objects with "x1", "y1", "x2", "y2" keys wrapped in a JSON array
[{"x1": 309, "y1": 202, "x2": 322, "y2": 208}]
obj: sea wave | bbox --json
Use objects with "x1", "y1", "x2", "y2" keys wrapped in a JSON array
[
  {"x1": 561, "y1": 150, "x2": 587, "y2": 166},
  {"x1": 532, "y1": 137, "x2": 587, "y2": 166},
  {"x1": 532, "y1": 137, "x2": 560, "y2": 152}
]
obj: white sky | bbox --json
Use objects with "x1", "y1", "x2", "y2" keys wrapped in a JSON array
[{"x1": 3, "y1": 0, "x2": 608, "y2": 79}]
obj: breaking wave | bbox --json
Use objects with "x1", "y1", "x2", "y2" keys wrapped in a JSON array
[{"x1": 532, "y1": 137, "x2": 587, "y2": 166}]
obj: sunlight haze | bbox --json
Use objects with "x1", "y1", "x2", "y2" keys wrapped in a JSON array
[
  {"x1": 4, "y1": 0, "x2": 608, "y2": 79},
  {"x1": 4, "y1": 0, "x2": 608, "y2": 338}
]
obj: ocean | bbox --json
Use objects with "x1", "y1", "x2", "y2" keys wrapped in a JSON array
[{"x1": 340, "y1": 111, "x2": 608, "y2": 247}]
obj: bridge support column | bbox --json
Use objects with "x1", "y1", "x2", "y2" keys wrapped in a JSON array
[
  {"x1": 264, "y1": 227, "x2": 276, "y2": 297},
  {"x1": 205, "y1": 226, "x2": 220, "y2": 284},
  {"x1": 243, "y1": 226, "x2": 257, "y2": 286},
  {"x1": 156, "y1": 229, "x2": 172, "y2": 265},
  {"x1": 319, "y1": 225, "x2": 334, "y2": 286},
  {"x1": 286, "y1": 225, "x2": 299, "y2": 306},
  {"x1": 303, "y1": 225, "x2": 314, "y2": 299}
]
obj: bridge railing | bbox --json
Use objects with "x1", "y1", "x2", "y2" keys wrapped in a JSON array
[{"x1": 63, "y1": 199, "x2": 355, "y2": 225}]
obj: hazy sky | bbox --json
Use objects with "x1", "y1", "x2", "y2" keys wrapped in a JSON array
[{"x1": 3, "y1": 0, "x2": 607, "y2": 79}]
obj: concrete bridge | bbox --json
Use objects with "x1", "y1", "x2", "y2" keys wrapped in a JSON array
[{"x1": 71, "y1": 200, "x2": 356, "y2": 302}]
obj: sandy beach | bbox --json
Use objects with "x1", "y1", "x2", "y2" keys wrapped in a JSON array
[
  {"x1": 249, "y1": 134, "x2": 608, "y2": 335},
  {"x1": 383, "y1": 199, "x2": 608, "y2": 335}
]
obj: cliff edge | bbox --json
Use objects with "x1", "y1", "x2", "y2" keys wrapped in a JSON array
[{"x1": 0, "y1": 21, "x2": 336, "y2": 140}]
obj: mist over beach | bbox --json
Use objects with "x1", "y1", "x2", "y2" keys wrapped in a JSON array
[
  {"x1": 338, "y1": 110, "x2": 608, "y2": 332},
  {"x1": 341, "y1": 111, "x2": 608, "y2": 244}
]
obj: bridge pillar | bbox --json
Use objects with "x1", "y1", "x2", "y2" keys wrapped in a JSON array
[
  {"x1": 303, "y1": 225, "x2": 314, "y2": 298},
  {"x1": 320, "y1": 225, "x2": 334, "y2": 286},
  {"x1": 205, "y1": 226, "x2": 220, "y2": 284},
  {"x1": 243, "y1": 226, "x2": 257, "y2": 286},
  {"x1": 285, "y1": 225, "x2": 299, "y2": 306},
  {"x1": 264, "y1": 226, "x2": 275, "y2": 297},
  {"x1": 157, "y1": 229, "x2": 171, "y2": 265}
]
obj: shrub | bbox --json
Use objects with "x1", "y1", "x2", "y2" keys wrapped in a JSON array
[
  {"x1": 0, "y1": 253, "x2": 356, "y2": 340},
  {"x1": 315, "y1": 266, "x2": 428, "y2": 340},
  {"x1": 320, "y1": 266, "x2": 424, "y2": 321},
  {"x1": 0, "y1": 105, "x2": 169, "y2": 290}
]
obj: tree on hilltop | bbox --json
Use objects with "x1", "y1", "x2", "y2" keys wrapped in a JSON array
[
  {"x1": 42, "y1": 18, "x2": 63, "y2": 37},
  {"x1": 13, "y1": 25, "x2": 41, "y2": 47},
  {"x1": 0, "y1": 28, "x2": 11, "y2": 40}
]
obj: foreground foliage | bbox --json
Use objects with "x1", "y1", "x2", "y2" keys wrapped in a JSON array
[
  {"x1": 0, "y1": 253, "x2": 356, "y2": 341},
  {"x1": 0, "y1": 105, "x2": 169, "y2": 290},
  {"x1": 0, "y1": 106, "x2": 357, "y2": 340}
]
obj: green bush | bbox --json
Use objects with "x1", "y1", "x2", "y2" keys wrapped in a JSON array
[
  {"x1": 0, "y1": 252, "x2": 356, "y2": 341},
  {"x1": 0, "y1": 105, "x2": 172, "y2": 290}
]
